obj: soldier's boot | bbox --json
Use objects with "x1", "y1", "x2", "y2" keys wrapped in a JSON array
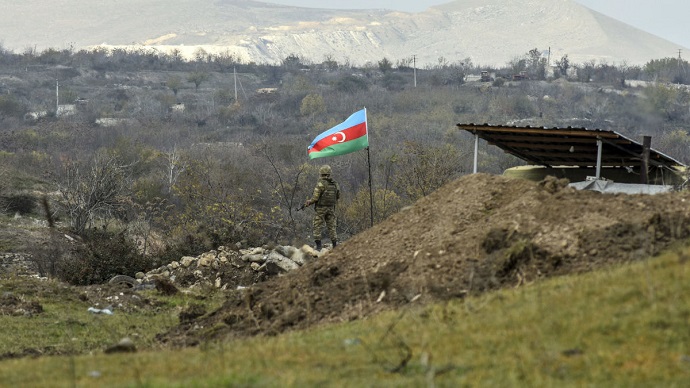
[
  {"x1": 332, "y1": 239, "x2": 337, "y2": 248},
  {"x1": 315, "y1": 240, "x2": 322, "y2": 250}
]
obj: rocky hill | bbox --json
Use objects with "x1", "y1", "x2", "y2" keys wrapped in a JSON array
[{"x1": 0, "y1": 0, "x2": 684, "y2": 66}]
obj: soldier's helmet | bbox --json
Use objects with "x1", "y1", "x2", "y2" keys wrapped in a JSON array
[{"x1": 319, "y1": 165, "x2": 332, "y2": 176}]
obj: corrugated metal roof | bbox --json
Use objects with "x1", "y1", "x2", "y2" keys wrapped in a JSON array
[{"x1": 457, "y1": 123, "x2": 685, "y2": 169}]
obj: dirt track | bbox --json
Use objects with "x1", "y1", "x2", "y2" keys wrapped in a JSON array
[{"x1": 161, "y1": 174, "x2": 690, "y2": 345}]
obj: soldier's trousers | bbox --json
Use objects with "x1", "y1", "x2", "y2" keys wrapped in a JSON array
[{"x1": 312, "y1": 206, "x2": 337, "y2": 242}]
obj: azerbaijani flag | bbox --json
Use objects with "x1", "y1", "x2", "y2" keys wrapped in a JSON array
[{"x1": 308, "y1": 108, "x2": 369, "y2": 159}]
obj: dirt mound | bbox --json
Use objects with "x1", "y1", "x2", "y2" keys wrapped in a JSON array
[{"x1": 160, "y1": 174, "x2": 690, "y2": 345}]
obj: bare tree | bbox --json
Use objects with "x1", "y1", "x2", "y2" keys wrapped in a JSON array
[
  {"x1": 555, "y1": 54, "x2": 570, "y2": 78},
  {"x1": 57, "y1": 151, "x2": 133, "y2": 234},
  {"x1": 259, "y1": 142, "x2": 307, "y2": 239},
  {"x1": 165, "y1": 145, "x2": 187, "y2": 194}
]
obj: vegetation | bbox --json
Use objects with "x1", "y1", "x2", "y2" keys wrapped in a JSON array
[
  {"x1": 0, "y1": 46, "x2": 689, "y2": 286},
  {"x1": 1, "y1": 44, "x2": 690, "y2": 385},
  {"x1": 0, "y1": 242, "x2": 688, "y2": 386}
]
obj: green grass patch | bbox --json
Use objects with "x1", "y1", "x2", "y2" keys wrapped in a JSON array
[
  {"x1": 0, "y1": 277, "x2": 225, "y2": 358},
  {"x1": 1, "y1": 247, "x2": 690, "y2": 387}
]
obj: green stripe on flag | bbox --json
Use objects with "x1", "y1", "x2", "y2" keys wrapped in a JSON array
[{"x1": 309, "y1": 136, "x2": 368, "y2": 159}]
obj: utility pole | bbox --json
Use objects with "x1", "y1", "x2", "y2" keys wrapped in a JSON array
[
  {"x1": 234, "y1": 66, "x2": 238, "y2": 101},
  {"x1": 413, "y1": 55, "x2": 417, "y2": 88},
  {"x1": 678, "y1": 49, "x2": 685, "y2": 84},
  {"x1": 56, "y1": 79, "x2": 59, "y2": 114}
]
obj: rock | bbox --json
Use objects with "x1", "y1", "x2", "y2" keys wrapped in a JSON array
[
  {"x1": 138, "y1": 243, "x2": 317, "y2": 293},
  {"x1": 264, "y1": 251, "x2": 299, "y2": 275},
  {"x1": 274, "y1": 245, "x2": 296, "y2": 258},
  {"x1": 242, "y1": 254, "x2": 266, "y2": 263},
  {"x1": 290, "y1": 249, "x2": 307, "y2": 265},
  {"x1": 197, "y1": 252, "x2": 215, "y2": 267},
  {"x1": 240, "y1": 247, "x2": 264, "y2": 256},
  {"x1": 104, "y1": 337, "x2": 136, "y2": 354},
  {"x1": 180, "y1": 256, "x2": 196, "y2": 267},
  {"x1": 301, "y1": 244, "x2": 320, "y2": 257}
]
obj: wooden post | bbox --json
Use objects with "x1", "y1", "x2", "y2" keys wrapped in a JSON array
[
  {"x1": 596, "y1": 139, "x2": 603, "y2": 180},
  {"x1": 641, "y1": 136, "x2": 651, "y2": 184},
  {"x1": 473, "y1": 133, "x2": 479, "y2": 174}
]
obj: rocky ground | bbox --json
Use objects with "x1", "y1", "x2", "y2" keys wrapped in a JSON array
[{"x1": 5, "y1": 173, "x2": 690, "y2": 349}]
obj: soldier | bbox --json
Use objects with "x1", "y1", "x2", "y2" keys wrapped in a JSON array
[{"x1": 304, "y1": 164, "x2": 340, "y2": 250}]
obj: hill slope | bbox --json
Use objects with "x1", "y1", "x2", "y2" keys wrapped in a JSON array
[
  {"x1": 161, "y1": 174, "x2": 690, "y2": 344},
  {"x1": 0, "y1": 0, "x2": 684, "y2": 66}
]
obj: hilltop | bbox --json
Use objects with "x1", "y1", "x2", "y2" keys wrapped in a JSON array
[{"x1": 159, "y1": 174, "x2": 690, "y2": 345}]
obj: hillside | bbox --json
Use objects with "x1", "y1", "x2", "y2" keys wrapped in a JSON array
[
  {"x1": 160, "y1": 174, "x2": 690, "y2": 345},
  {"x1": 0, "y1": 0, "x2": 684, "y2": 66}
]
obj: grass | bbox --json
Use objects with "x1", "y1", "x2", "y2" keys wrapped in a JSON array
[
  {"x1": 0, "y1": 277, "x2": 208, "y2": 358},
  {"x1": 1, "y1": 245, "x2": 690, "y2": 387}
]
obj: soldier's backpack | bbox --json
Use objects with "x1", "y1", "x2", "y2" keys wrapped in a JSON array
[{"x1": 318, "y1": 179, "x2": 340, "y2": 207}]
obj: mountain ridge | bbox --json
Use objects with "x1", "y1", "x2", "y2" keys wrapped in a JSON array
[{"x1": 0, "y1": 0, "x2": 684, "y2": 66}]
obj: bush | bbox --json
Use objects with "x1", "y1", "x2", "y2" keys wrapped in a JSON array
[
  {"x1": 3, "y1": 194, "x2": 37, "y2": 215},
  {"x1": 55, "y1": 230, "x2": 155, "y2": 285},
  {"x1": 492, "y1": 77, "x2": 506, "y2": 87},
  {"x1": 0, "y1": 95, "x2": 24, "y2": 118},
  {"x1": 157, "y1": 232, "x2": 213, "y2": 264}
]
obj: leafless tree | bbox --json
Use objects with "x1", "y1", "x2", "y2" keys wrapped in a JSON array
[
  {"x1": 258, "y1": 142, "x2": 310, "y2": 240},
  {"x1": 56, "y1": 151, "x2": 133, "y2": 234},
  {"x1": 165, "y1": 145, "x2": 187, "y2": 194}
]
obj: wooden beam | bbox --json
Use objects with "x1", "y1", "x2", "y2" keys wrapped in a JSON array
[
  {"x1": 494, "y1": 142, "x2": 600, "y2": 151},
  {"x1": 527, "y1": 151, "x2": 612, "y2": 159},
  {"x1": 482, "y1": 134, "x2": 621, "y2": 144},
  {"x1": 539, "y1": 161, "x2": 645, "y2": 167},
  {"x1": 457, "y1": 125, "x2": 621, "y2": 139}
]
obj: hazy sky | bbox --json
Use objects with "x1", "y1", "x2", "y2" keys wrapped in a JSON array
[{"x1": 266, "y1": 0, "x2": 690, "y2": 53}]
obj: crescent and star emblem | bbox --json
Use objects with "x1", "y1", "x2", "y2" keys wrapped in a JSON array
[{"x1": 331, "y1": 132, "x2": 346, "y2": 143}]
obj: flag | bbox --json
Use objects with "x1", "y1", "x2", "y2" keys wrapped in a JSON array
[{"x1": 308, "y1": 108, "x2": 369, "y2": 159}]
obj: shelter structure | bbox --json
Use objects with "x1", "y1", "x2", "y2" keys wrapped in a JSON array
[{"x1": 457, "y1": 123, "x2": 687, "y2": 193}]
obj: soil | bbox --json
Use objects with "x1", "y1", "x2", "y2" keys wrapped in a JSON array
[{"x1": 158, "y1": 174, "x2": 690, "y2": 345}]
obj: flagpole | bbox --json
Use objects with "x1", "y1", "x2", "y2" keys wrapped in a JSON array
[
  {"x1": 367, "y1": 146, "x2": 374, "y2": 228},
  {"x1": 364, "y1": 107, "x2": 374, "y2": 228}
]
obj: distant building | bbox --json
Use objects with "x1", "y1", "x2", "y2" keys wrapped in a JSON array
[
  {"x1": 170, "y1": 103, "x2": 185, "y2": 113},
  {"x1": 24, "y1": 111, "x2": 48, "y2": 121},
  {"x1": 256, "y1": 88, "x2": 277, "y2": 95},
  {"x1": 95, "y1": 118, "x2": 137, "y2": 127},
  {"x1": 57, "y1": 104, "x2": 76, "y2": 117}
]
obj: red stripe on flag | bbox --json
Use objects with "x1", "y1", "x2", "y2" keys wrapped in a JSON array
[{"x1": 309, "y1": 122, "x2": 367, "y2": 153}]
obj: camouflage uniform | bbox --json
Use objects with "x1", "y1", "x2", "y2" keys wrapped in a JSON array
[{"x1": 305, "y1": 165, "x2": 340, "y2": 249}]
